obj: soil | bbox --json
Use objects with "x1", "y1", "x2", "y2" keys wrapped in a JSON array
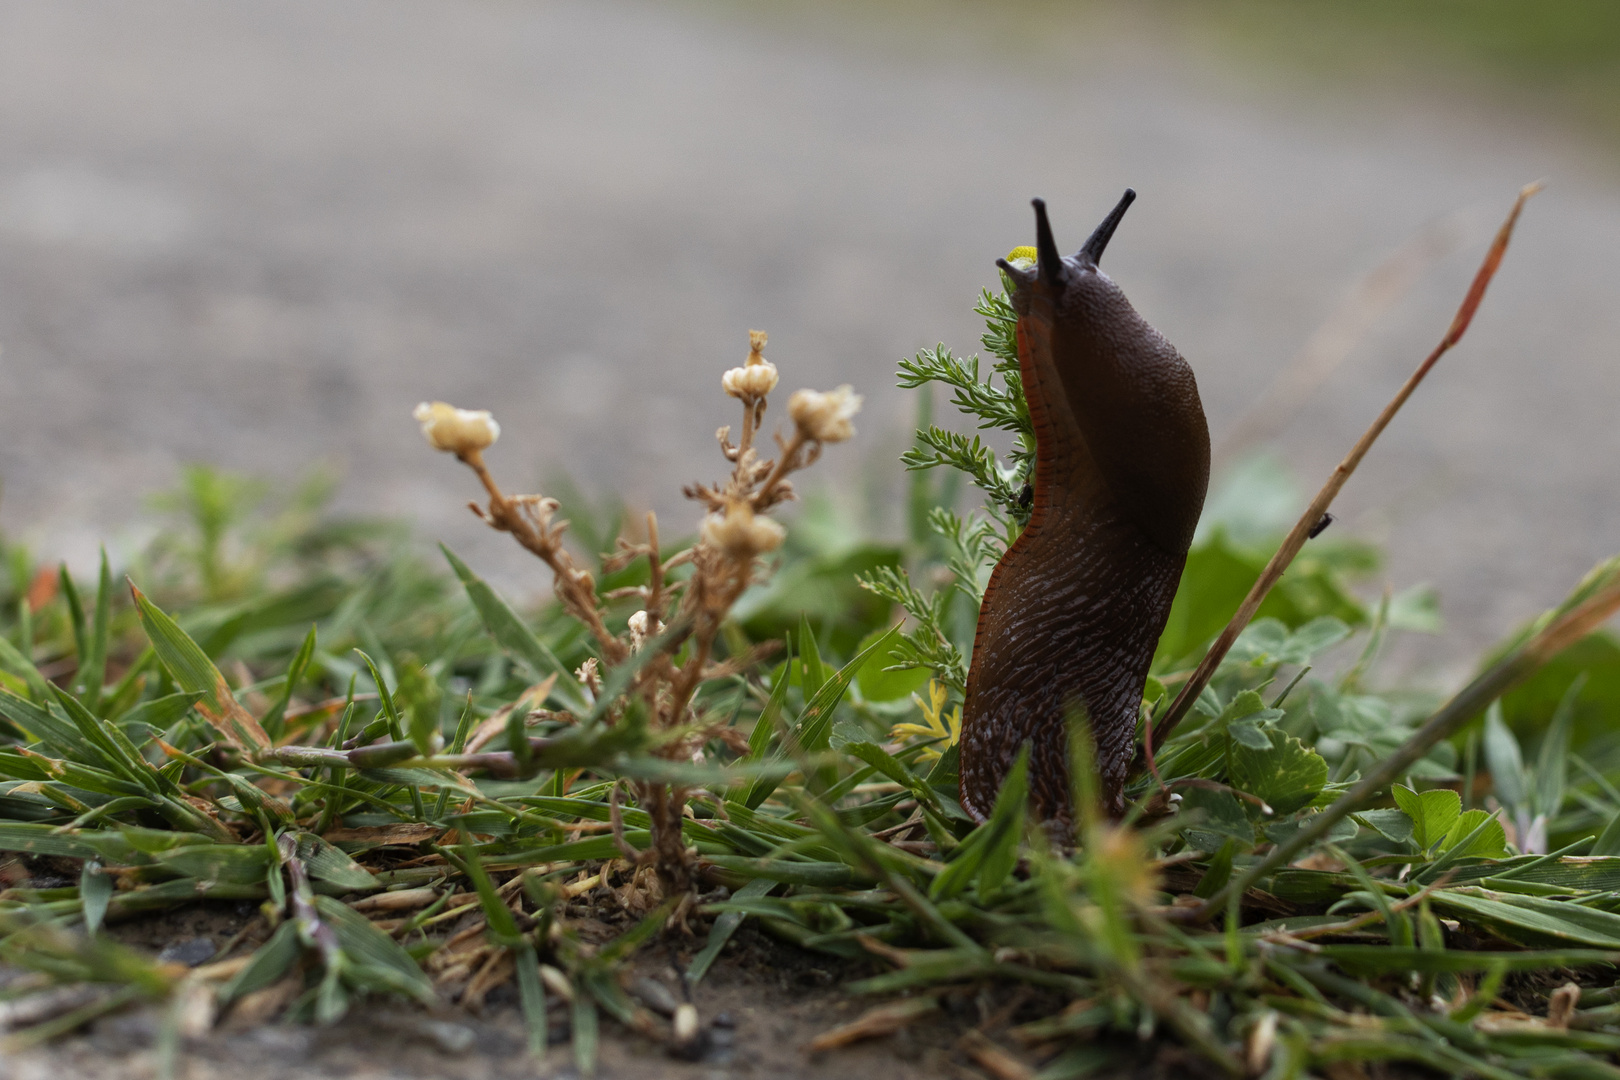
[{"x1": 0, "y1": 900, "x2": 1142, "y2": 1080}]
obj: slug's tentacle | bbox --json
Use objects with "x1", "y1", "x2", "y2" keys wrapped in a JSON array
[
  {"x1": 960, "y1": 192, "x2": 1210, "y2": 827},
  {"x1": 1077, "y1": 188, "x2": 1136, "y2": 265}
]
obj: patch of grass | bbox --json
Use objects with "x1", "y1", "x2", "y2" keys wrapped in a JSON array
[{"x1": 0, "y1": 207, "x2": 1619, "y2": 1079}]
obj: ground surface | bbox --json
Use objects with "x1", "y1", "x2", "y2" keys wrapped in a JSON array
[
  {"x1": 1, "y1": 3, "x2": 1619, "y2": 1077},
  {"x1": 0, "y1": 0, "x2": 1617, "y2": 684},
  {"x1": 0, "y1": 908, "x2": 1051, "y2": 1080}
]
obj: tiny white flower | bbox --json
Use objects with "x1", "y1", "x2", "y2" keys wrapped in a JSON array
[
  {"x1": 413, "y1": 401, "x2": 500, "y2": 455},
  {"x1": 788, "y1": 385, "x2": 862, "y2": 443}
]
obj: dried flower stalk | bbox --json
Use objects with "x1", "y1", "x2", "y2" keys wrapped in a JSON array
[{"x1": 416, "y1": 332, "x2": 860, "y2": 896}]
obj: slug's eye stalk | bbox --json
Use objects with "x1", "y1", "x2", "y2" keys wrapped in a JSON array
[
  {"x1": 1032, "y1": 197, "x2": 1067, "y2": 286},
  {"x1": 1077, "y1": 188, "x2": 1136, "y2": 266}
]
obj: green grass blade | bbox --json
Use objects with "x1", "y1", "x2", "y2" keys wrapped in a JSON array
[
  {"x1": 688, "y1": 877, "x2": 773, "y2": 984},
  {"x1": 440, "y1": 545, "x2": 589, "y2": 713}
]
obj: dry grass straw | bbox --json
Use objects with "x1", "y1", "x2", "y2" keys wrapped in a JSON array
[{"x1": 1151, "y1": 181, "x2": 1544, "y2": 756}]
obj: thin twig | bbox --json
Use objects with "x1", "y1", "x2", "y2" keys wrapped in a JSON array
[
  {"x1": 1151, "y1": 182, "x2": 1542, "y2": 753},
  {"x1": 1216, "y1": 212, "x2": 1464, "y2": 464}
]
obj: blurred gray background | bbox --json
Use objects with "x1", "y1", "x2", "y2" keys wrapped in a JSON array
[{"x1": 0, "y1": 0, "x2": 1616, "y2": 683}]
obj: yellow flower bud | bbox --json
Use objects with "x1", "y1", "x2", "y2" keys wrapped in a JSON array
[
  {"x1": 1005, "y1": 245, "x2": 1037, "y2": 267},
  {"x1": 787, "y1": 385, "x2": 861, "y2": 444},
  {"x1": 413, "y1": 401, "x2": 500, "y2": 455}
]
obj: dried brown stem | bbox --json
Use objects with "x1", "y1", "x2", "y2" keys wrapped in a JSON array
[
  {"x1": 1150, "y1": 182, "x2": 1542, "y2": 754},
  {"x1": 458, "y1": 448, "x2": 624, "y2": 663}
]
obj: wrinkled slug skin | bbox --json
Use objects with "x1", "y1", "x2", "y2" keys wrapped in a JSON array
[{"x1": 959, "y1": 193, "x2": 1210, "y2": 827}]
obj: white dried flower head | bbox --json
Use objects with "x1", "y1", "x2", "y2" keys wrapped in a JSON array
[
  {"x1": 788, "y1": 385, "x2": 862, "y2": 443},
  {"x1": 721, "y1": 361, "x2": 778, "y2": 400},
  {"x1": 627, "y1": 609, "x2": 658, "y2": 650},
  {"x1": 700, "y1": 499, "x2": 785, "y2": 558},
  {"x1": 413, "y1": 401, "x2": 500, "y2": 455},
  {"x1": 721, "y1": 329, "x2": 779, "y2": 400}
]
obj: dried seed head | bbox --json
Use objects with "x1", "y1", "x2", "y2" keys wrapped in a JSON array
[
  {"x1": 721, "y1": 361, "x2": 779, "y2": 400},
  {"x1": 700, "y1": 499, "x2": 785, "y2": 558},
  {"x1": 788, "y1": 385, "x2": 862, "y2": 444},
  {"x1": 413, "y1": 401, "x2": 500, "y2": 455},
  {"x1": 723, "y1": 329, "x2": 779, "y2": 400}
]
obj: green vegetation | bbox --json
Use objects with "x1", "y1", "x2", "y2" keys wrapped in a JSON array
[{"x1": 1, "y1": 256, "x2": 1620, "y2": 1078}]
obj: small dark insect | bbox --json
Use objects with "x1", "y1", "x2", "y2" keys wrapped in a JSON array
[
  {"x1": 1017, "y1": 483, "x2": 1034, "y2": 510},
  {"x1": 1309, "y1": 512, "x2": 1334, "y2": 539}
]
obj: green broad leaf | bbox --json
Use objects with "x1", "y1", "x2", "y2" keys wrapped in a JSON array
[
  {"x1": 1392, "y1": 784, "x2": 1461, "y2": 852},
  {"x1": 295, "y1": 833, "x2": 379, "y2": 891},
  {"x1": 131, "y1": 583, "x2": 270, "y2": 750},
  {"x1": 1354, "y1": 808, "x2": 1415, "y2": 844},
  {"x1": 440, "y1": 545, "x2": 589, "y2": 714},
  {"x1": 79, "y1": 861, "x2": 112, "y2": 935},
  {"x1": 688, "y1": 877, "x2": 773, "y2": 985},
  {"x1": 219, "y1": 920, "x2": 301, "y2": 1003},
  {"x1": 1441, "y1": 809, "x2": 1509, "y2": 859},
  {"x1": 1226, "y1": 730, "x2": 1327, "y2": 815},
  {"x1": 854, "y1": 626, "x2": 930, "y2": 702},
  {"x1": 1178, "y1": 787, "x2": 1254, "y2": 850},
  {"x1": 1227, "y1": 719, "x2": 1274, "y2": 750},
  {"x1": 1220, "y1": 689, "x2": 1268, "y2": 723}
]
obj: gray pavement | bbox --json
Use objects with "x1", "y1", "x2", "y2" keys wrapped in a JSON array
[{"x1": 0, "y1": 0, "x2": 1616, "y2": 682}]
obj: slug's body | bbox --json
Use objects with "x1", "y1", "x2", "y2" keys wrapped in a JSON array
[{"x1": 960, "y1": 192, "x2": 1210, "y2": 826}]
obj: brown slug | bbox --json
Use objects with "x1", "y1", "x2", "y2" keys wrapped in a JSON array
[{"x1": 959, "y1": 191, "x2": 1210, "y2": 826}]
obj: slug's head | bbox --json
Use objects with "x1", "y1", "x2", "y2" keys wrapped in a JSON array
[{"x1": 997, "y1": 190, "x2": 1136, "y2": 315}]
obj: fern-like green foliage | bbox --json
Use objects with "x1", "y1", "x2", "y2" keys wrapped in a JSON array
[
  {"x1": 896, "y1": 288, "x2": 1033, "y2": 525},
  {"x1": 861, "y1": 282, "x2": 1033, "y2": 701}
]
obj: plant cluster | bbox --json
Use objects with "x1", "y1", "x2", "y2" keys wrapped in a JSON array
[{"x1": 0, "y1": 196, "x2": 1619, "y2": 1080}]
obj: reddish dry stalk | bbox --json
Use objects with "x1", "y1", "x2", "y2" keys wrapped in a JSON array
[{"x1": 1150, "y1": 181, "x2": 1542, "y2": 754}]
